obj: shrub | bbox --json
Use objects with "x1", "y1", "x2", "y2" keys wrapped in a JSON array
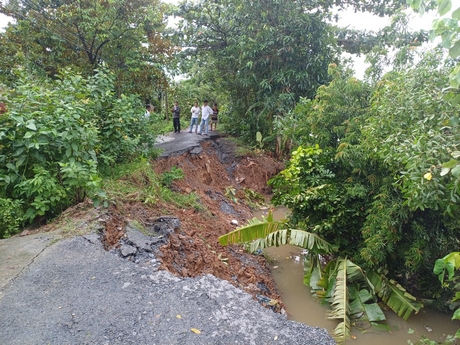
[
  {"x1": 0, "y1": 198, "x2": 25, "y2": 238},
  {"x1": 0, "y1": 68, "x2": 157, "y2": 235}
]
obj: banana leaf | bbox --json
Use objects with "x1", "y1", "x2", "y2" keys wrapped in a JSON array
[
  {"x1": 218, "y1": 211, "x2": 279, "y2": 246},
  {"x1": 219, "y1": 211, "x2": 335, "y2": 256},
  {"x1": 367, "y1": 270, "x2": 422, "y2": 321},
  {"x1": 348, "y1": 285, "x2": 386, "y2": 322},
  {"x1": 327, "y1": 258, "x2": 351, "y2": 342},
  {"x1": 250, "y1": 229, "x2": 334, "y2": 254}
]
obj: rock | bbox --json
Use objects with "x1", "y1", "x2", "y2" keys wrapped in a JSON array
[
  {"x1": 220, "y1": 201, "x2": 236, "y2": 215},
  {"x1": 120, "y1": 244, "x2": 137, "y2": 257},
  {"x1": 231, "y1": 219, "x2": 238, "y2": 225},
  {"x1": 147, "y1": 216, "x2": 181, "y2": 236},
  {"x1": 125, "y1": 227, "x2": 154, "y2": 251},
  {"x1": 257, "y1": 282, "x2": 271, "y2": 294},
  {"x1": 189, "y1": 146, "x2": 203, "y2": 155},
  {"x1": 19, "y1": 230, "x2": 30, "y2": 237}
]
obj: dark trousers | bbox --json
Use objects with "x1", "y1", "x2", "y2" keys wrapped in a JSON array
[{"x1": 173, "y1": 117, "x2": 180, "y2": 132}]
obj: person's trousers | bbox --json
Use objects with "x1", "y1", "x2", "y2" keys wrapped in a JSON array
[
  {"x1": 199, "y1": 118, "x2": 209, "y2": 135},
  {"x1": 173, "y1": 117, "x2": 180, "y2": 132},
  {"x1": 189, "y1": 117, "x2": 199, "y2": 132}
]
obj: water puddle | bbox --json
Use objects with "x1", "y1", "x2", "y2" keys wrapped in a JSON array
[{"x1": 254, "y1": 208, "x2": 459, "y2": 344}]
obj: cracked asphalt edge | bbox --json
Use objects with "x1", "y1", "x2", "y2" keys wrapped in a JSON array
[{"x1": 0, "y1": 233, "x2": 336, "y2": 345}]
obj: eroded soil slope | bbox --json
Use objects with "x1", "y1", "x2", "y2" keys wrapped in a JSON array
[
  {"x1": 152, "y1": 138, "x2": 285, "y2": 307},
  {"x1": 44, "y1": 137, "x2": 285, "y2": 309}
]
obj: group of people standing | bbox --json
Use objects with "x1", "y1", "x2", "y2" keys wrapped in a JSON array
[{"x1": 171, "y1": 100, "x2": 218, "y2": 135}]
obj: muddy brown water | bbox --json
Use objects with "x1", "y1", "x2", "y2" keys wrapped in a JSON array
[{"x1": 254, "y1": 208, "x2": 460, "y2": 344}]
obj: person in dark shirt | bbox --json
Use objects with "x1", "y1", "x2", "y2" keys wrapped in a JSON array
[
  {"x1": 172, "y1": 101, "x2": 181, "y2": 133},
  {"x1": 210, "y1": 103, "x2": 219, "y2": 131}
]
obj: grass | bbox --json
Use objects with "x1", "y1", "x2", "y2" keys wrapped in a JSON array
[{"x1": 102, "y1": 159, "x2": 204, "y2": 211}]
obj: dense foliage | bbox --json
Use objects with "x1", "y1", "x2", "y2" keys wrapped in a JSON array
[
  {"x1": 0, "y1": 0, "x2": 175, "y2": 99},
  {"x1": 0, "y1": 69, "x2": 157, "y2": 237},
  {"x1": 270, "y1": 57, "x2": 460, "y2": 298},
  {"x1": 174, "y1": 0, "x2": 336, "y2": 144},
  {"x1": 172, "y1": 0, "x2": 427, "y2": 146}
]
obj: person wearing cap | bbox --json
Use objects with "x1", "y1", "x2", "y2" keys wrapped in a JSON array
[{"x1": 198, "y1": 100, "x2": 213, "y2": 135}]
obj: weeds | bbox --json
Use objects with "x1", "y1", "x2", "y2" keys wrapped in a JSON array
[
  {"x1": 243, "y1": 188, "x2": 266, "y2": 209},
  {"x1": 103, "y1": 160, "x2": 203, "y2": 210},
  {"x1": 225, "y1": 186, "x2": 238, "y2": 203},
  {"x1": 161, "y1": 166, "x2": 184, "y2": 187}
]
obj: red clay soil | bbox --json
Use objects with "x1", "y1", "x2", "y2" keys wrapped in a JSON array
[{"x1": 151, "y1": 138, "x2": 286, "y2": 308}]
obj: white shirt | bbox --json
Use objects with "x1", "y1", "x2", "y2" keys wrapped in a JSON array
[
  {"x1": 191, "y1": 106, "x2": 200, "y2": 118},
  {"x1": 201, "y1": 105, "x2": 213, "y2": 120}
]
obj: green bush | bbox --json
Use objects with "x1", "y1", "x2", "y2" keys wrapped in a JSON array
[
  {"x1": 0, "y1": 68, "x2": 157, "y2": 234},
  {"x1": 0, "y1": 198, "x2": 25, "y2": 238},
  {"x1": 269, "y1": 57, "x2": 460, "y2": 299}
]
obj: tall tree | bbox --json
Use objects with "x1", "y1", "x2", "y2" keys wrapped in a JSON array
[
  {"x1": 0, "y1": 0, "x2": 176, "y2": 97},
  {"x1": 175, "y1": 0, "x2": 336, "y2": 143},
  {"x1": 174, "y1": 0, "x2": 428, "y2": 145}
]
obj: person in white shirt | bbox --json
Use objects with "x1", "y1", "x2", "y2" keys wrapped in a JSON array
[
  {"x1": 188, "y1": 102, "x2": 200, "y2": 133},
  {"x1": 198, "y1": 100, "x2": 213, "y2": 135},
  {"x1": 144, "y1": 104, "x2": 152, "y2": 119}
]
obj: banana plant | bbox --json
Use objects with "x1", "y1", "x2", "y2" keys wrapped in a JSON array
[
  {"x1": 433, "y1": 252, "x2": 460, "y2": 339},
  {"x1": 218, "y1": 211, "x2": 422, "y2": 343}
]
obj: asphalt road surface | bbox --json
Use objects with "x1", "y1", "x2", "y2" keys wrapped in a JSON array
[{"x1": 0, "y1": 234, "x2": 335, "y2": 345}]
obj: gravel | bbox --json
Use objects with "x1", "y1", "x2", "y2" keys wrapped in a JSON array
[{"x1": 0, "y1": 234, "x2": 335, "y2": 345}]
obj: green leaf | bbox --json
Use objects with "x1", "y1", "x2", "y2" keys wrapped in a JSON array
[
  {"x1": 452, "y1": 291, "x2": 460, "y2": 302},
  {"x1": 452, "y1": 151, "x2": 460, "y2": 159},
  {"x1": 23, "y1": 131, "x2": 35, "y2": 139},
  {"x1": 452, "y1": 308, "x2": 460, "y2": 320},
  {"x1": 455, "y1": 328, "x2": 460, "y2": 338},
  {"x1": 6, "y1": 163, "x2": 17, "y2": 172},
  {"x1": 367, "y1": 271, "x2": 422, "y2": 321},
  {"x1": 440, "y1": 167, "x2": 451, "y2": 176},
  {"x1": 452, "y1": 7, "x2": 460, "y2": 19},
  {"x1": 451, "y1": 165, "x2": 460, "y2": 177},
  {"x1": 408, "y1": 0, "x2": 421, "y2": 10},
  {"x1": 218, "y1": 213, "x2": 335, "y2": 255},
  {"x1": 438, "y1": 0, "x2": 452, "y2": 16},
  {"x1": 218, "y1": 211, "x2": 280, "y2": 246},
  {"x1": 16, "y1": 155, "x2": 26, "y2": 168},
  {"x1": 306, "y1": 267, "x2": 322, "y2": 291},
  {"x1": 365, "y1": 303, "x2": 386, "y2": 322},
  {"x1": 442, "y1": 159, "x2": 458, "y2": 169},
  {"x1": 370, "y1": 322, "x2": 392, "y2": 332},
  {"x1": 449, "y1": 40, "x2": 460, "y2": 59},
  {"x1": 25, "y1": 121, "x2": 37, "y2": 131},
  {"x1": 446, "y1": 261, "x2": 455, "y2": 281},
  {"x1": 434, "y1": 258, "x2": 446, "y2": 275},
  {"x1": 349, "y1": 288, "x2": 386, "y2": 322},
  {"x1": 327, "y1": 258, "x2": 351, "y2": 342}
]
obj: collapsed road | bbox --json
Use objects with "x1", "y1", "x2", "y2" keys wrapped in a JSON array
[{"x1": 0, "y1": 131, "x2": 336, "y2": 345}]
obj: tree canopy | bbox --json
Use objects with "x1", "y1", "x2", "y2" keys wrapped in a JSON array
[
  {"x1": 172, "y1": 0, "x2": 428, "y2": 144},
  {"x1": 0, "y1": 0, "x2": 175, "y2": 97}
]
